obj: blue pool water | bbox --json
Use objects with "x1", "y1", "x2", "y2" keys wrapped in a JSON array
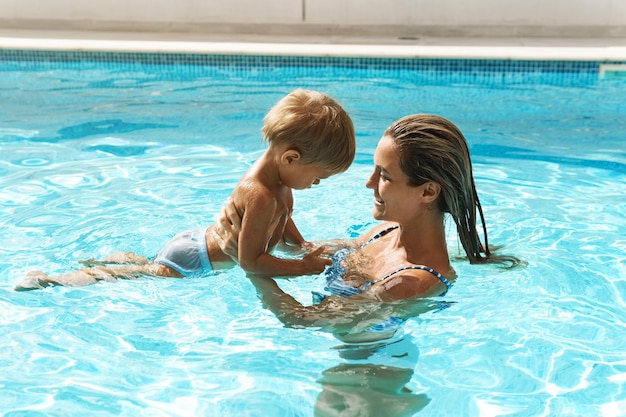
[{"x1": 1, "y1": 52, "x2": 626, "y2": 416}]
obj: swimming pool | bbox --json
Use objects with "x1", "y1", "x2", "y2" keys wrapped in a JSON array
[{"x1": 1, "y1": 50, "x2": 625, "y2": 416}]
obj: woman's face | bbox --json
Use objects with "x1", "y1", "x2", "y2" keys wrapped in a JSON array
[{"x1": 366, "y1": 135, "x2": 422, "y2": 222}]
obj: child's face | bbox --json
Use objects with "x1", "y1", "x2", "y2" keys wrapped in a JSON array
[{"x1": 284, "y1": 162, "x2": 333, "y2": 190}]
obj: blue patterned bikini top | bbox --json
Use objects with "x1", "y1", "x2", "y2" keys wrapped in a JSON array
[
  {"x1": 312, "y1": 225, "x2": 452, "y2": 336},
  {"x1": 314, "y1": 225, "x2": 451, "y2": 301}
]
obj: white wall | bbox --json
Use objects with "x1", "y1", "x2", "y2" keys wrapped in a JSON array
[
  {"x1": 1, "y1": 0, "x2": 625, "y2": 37},
  {"x1": 0, "y1": 0, "x2": 302, "y2": 24},
  {"x1": 306, "y1": 0, "x2": 626, "y2": 26}
]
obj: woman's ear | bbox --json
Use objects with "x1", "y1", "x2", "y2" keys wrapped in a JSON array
[
  {"x1": 281, "y1": 149, "x2": 301, "y2": 165},
  {"x1": 421, "y1": 181, "x2": 441, "y2": 204}
]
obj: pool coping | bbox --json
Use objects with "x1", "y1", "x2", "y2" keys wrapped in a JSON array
[{"x1": 2, "y1": 30, "x2": 626, "y2": 61}]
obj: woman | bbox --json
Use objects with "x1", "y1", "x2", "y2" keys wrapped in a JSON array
[{"x1": 219, "y1": 114, "x2": 520, "y2": 342}]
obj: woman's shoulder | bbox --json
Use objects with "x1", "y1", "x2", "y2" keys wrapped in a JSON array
[
  {"x1": 359, "y1": 222, "x2": 399, "y2": 244},
  {"x1": 365, "y1": 257, "x2": 454, "y2": 299},
  {"x1": 372, "y1": 268, "x2": 450, "y2": 301}
]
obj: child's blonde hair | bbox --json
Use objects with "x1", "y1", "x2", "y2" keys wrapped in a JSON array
[{"x1": 262, "y1": 89, "x2": 356, "y2": 173}]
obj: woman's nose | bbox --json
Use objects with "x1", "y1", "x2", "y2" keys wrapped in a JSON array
[{"x1": 365, "y1": 171, "x2": 377, "y2": 189}]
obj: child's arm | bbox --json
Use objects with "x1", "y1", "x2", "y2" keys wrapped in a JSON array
[
  {"x1": 238, "y1": 193, "x2": 331, "y2": 277},
  {"x1": 278, "y1": 217, "x2": 324, "y2": 255},
  {"x1": 217, "y1": 196, "x2": 361, "y2": 258},
  {"x1": 281, "y1": 217, "x2": 306, "y2": 248}
]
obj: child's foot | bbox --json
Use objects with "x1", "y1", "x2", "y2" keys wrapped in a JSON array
[
  {"x1": 79, "y1": 252, "x2": 149, "y2": 267},
  {"x1": 14, "y1": 269, "x2": 104, "y2": 291},
  {"x1": 14, "y1": 271, "x2": 53, "y2": 291}
]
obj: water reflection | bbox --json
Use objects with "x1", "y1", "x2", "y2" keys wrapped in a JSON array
[{"x1": 315, "y1": 336, "x2": 430, "y2": 417}]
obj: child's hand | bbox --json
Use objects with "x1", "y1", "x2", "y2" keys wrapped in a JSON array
[{"x1": 302, "y1": 245, "x2": 333, "y2": 274}]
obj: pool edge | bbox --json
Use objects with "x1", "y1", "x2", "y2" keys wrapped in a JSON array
[{"x1": 2, "y1": 33, "x2": 626, "y2": 61}]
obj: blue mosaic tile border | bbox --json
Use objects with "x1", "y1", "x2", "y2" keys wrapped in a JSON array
[
  {"x1": 2, "y1": 48, "x2": 623, "y2": 69},
  {"x1": 1, "y1": 48, "x2": 625, "y2": 84}
]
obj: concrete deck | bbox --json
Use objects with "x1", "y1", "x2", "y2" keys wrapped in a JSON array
[{"x1": 1, "y1": 28, "x2": 626, "y2": 60}]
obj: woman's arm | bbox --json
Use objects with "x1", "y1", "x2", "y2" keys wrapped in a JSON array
[{"x1": 249, "y1": 276, "x2": 446, "y2": 334}]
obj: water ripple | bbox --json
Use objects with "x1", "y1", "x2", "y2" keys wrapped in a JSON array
[{"x1": 2, "y1": 62, "x2": 626, "y2": 416}]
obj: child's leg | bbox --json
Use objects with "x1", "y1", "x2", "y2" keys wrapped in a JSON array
[
  {"x1": 14, "y1": 263, "x2": 182, "y2": 291},
  {"x1": 79, "y1": 251, "x2": 150, "y2": 267},
  {"x1": 15, "y1": 269, "x2": 101, "y2": 290}
]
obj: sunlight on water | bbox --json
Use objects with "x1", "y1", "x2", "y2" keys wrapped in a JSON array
[{"x1": 1, "y1": 56, "x2": 626, "y2": 416}]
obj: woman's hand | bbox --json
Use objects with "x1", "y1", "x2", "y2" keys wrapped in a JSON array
[
  {"x1": 215, "y1": 197, "x2": 242, "y2": 262},
  {"x1": 249, "y1": 273, "x2": 447, "y2": 337}
]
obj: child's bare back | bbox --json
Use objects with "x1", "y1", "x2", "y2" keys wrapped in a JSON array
[{"x1": 205, "y1": 159, "x2": 295, "y2": 271}]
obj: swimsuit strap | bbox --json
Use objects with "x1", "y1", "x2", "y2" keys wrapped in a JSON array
[
  {"x1": 362, "y1": 265, "x2": 452, "y2": 296},
  {"x1": 361, "y1": 225, "x2": 400, "y2": 248},
  {"x1": 360, "y1": 225, "x2": 451, "y2": 295}
]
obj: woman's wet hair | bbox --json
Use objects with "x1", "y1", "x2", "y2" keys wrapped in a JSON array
[{"x1": 385, "y1": 114, "x2": 521, "y2": 268}]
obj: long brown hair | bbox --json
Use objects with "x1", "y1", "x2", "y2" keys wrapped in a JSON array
[{"x1": 386, "y1": 114, "x2": 520, "y2": 267}]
